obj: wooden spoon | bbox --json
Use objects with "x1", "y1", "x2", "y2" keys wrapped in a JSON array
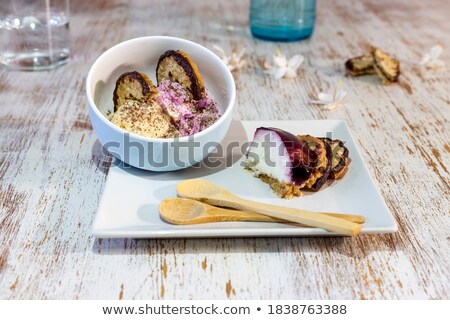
[
  {"x1": 176, "y1": 179, "x2": 363, "y2": 236},
  {"x1": 160, "y1": 198, "x2": 365, "y2": 225}
]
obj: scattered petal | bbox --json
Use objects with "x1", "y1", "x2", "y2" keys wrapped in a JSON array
[
  {"x1": 284, "y1": 68, "x2": 297, "y2": 78},
  {"x1": 318, "y1": 92, "x2": 333, "y2": 103},
  {"x1": 335, "y1": 89, "x2": 347, "y2": 101},
  {"x1": 273, "y1": 54, "x2": 288, "y2": 67},
  {"x1": 311, "y1": 83, "x2": 348, "y2": 111},
  {"x1": 420, "y1": 45, "x2": 445, "y2": 70},
  {"x1": 236, "y1": 47, "x2": 246, "y2": 61},
  {"x1": 264, "y1": 49, "x2": 304, "y2": 80},
  {"x1": 213, "y1": 45, "x2": 226, "y2": 56},
  {"x1": 274, "y1": 67, "x2": 287, "y2": 80},
  {"x1": 430, "y1": 45, "x2": 443, "y2": 60},
  {"x1": 213, "y1": 45, "x2": 247, "y2": 73},
  {"x1": 288, "y1": 55, "x2": 304, "y2": 69}
]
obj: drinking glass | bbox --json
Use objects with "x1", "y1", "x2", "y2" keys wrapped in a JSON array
[
  {"x1": 250, "y1": 0, "x2": 316, "y2": 41},
  {"x1": 0, "y1": 0, "x2": 70, "y2": 71}
]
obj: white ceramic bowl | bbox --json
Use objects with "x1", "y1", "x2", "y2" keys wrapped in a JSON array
[{"x1": 86, "y1": 36, "x2": 236, "y2": 171}]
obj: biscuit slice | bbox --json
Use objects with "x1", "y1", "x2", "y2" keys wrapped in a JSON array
[
  {"x1": 345, "y1": 55, "x2": 376, "y2": 76},
  {"x1": 297, "y1": 135, "x2": 328, "y2": 190},
  {"x1": 156, "y1": 50, "x2": 205, "y2": 100},
  {"x1": 372, "y1": 47, "x2": 400, "y2": 84},
  {"x1": 310, "y1": 140, "x2": 332, "y2": 191},
  {"x1": 113, "y1": 71, "x2": 158, "y2": 111},
  {"x1": 321, "y1": 138, "x2": 351, "y2": 180}
]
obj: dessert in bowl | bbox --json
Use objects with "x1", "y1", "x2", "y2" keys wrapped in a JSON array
[{"x1": 86, "y1": 36, "x2": 235, "y2": 171}]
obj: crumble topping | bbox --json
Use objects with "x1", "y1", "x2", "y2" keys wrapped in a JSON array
[{"x1": 110, "y1": 99, "x2": 180, "y2": 138}]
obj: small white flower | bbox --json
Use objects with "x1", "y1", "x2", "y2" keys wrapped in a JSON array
[
  {"x1": 265, "y1": 49, "x2": 304, "y2": 79},
  {"x1": 213, "y1": 45, "x2": 247, "y2": 72},
  {"x1": 420, "y1": 45, "x2": 445, "y2": 70},
  {"x1": 311, "y1": 82, "x2": 348, "y2": 111}
]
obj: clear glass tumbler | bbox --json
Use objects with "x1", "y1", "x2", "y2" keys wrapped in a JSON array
[
  {"x1": 250, "y1": 0, "x2": 316, "y2": 42},
  {"x1": 0, "y1": 0, "x2": 70, "y2": 71}
]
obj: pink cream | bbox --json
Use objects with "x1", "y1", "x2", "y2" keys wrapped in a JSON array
[{"x1": 156, "y1": 79, "x2": 220, "y2": 136}]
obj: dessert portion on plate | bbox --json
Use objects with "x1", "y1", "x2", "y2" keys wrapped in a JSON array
[
  {"x1": 109, "y1": 50, "x2": 220, "y2": 138},
  {"x1": 244, "y1": 127, "x2": 350, "y2": 199}
]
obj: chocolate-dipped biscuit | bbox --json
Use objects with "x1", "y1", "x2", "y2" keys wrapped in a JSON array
[
  {"x1": 310, "y1": 140, "x2": 333, "y2": 191},
  {"x1": 156, "y1": 50, "x2": 205, "y2": 100},
  {"x1": 372, "y1": 47, "x2": 400, "y2": 84},
  {"x1": 297, "y1": 135, "x2": 328, "y2": 190},
  {"x1": 321, "y1": 138, "x2": 351, "y2": 180},
  {"x1": 113, "y1": 71, "x2": 157, "y2": 111},
  {"x1": 345, "y1": 55, "x2": 376, "y2": 76}
]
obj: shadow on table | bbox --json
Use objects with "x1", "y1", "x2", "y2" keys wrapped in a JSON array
[
  {"x1": 90, "y1": 120, "x2": 248, "y2": 178},
  {"x1": 91, "y1": 232, "x2": 399, "y2": 259},
  {"x1": 91, "y1": 139, "x2": 113, "y2": 175}
]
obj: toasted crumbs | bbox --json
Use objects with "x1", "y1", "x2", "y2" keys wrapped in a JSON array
[
  {"x1": 110, "y1": 99, "x2": 180, "y2": 138},
  {"x1": 258, "y1": 174, "x2": 303, "y2": 199}
]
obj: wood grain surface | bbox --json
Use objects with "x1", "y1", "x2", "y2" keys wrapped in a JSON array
[{"x1": 0, "y1": 0, "x2": 449, "y2": 299}]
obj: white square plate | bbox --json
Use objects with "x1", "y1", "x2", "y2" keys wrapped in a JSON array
[{"x1": 92, "y1": 120, "x2": 397, "y2": 238}]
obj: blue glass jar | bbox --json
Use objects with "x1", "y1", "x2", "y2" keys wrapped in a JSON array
[{"x1": 250, "y1": 0, "x2": 316, "y2": 41}]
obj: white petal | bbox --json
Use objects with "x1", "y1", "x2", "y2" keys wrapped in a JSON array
[
  {"x1": 273, "y1": 54, "x2": 288, "y2": 67},
  {"x1": 237, "y1": 61, "x2": 246, "y2": 69},
  {"x1": 335, "y1": 90, "x2": 347, "y2": 101},
  {"x1": 285, "y1": 68, "x2": 297, "y2": 78},
  {"x1": 237, "y1": 47, "x2": 246, "y2": 60},
  {"x1": 213, "y1": 45, "x2": 226, "y2": 56},
  {"x1": 318, "y1": 92, "x2": 333, "y2": 102},
  {"x1": 430, "y1": 45, "x2": 443, "y2": 59},
  {"x1": 274, "y1": 67, "x2": 287, "y2": 79},
  {"x1": 427, "y1": 59, "x2": 446, "y2": 69},
  {"x1": 222, "y1": 56, "x2": 230, "y2": 65},
  {"x1": 321, "y1": 102, "x2": 335, "y2": 110},
  {"x1": 420, "y1": 53, "x2": 431, "y2": 65},
  {"x1": 288, "y1": 55, "x2": 304, "y2": 69}
]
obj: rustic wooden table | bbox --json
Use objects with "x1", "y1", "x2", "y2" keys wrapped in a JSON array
[{"x1": 1, "y1": 0, "x2": 449, "y2": 299}]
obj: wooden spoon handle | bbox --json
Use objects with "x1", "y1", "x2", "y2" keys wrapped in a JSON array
[
  {"x1": 170, "y1": 209, "x2": 363, "y2": 226},
  {"x1": 211, "y1": 207, "x2": 365, "y2": 224},
  {"x1": 207, "y1": 194, "x2": 362, "y2": 236},
  {"x1": 319, "y1": 212, "x2": 365, "y2": 224}
]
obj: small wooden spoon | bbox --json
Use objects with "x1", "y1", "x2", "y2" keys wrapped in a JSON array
[
  {"x1": 176, "y1": 179, "x2": 363, "y2": 236},
  {"x1": 160, "y1": 198, "x2": 365, "y2": 225}
]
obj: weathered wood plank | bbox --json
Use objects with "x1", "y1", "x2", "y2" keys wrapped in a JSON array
[{"x1": 0, "y1": 0, "x2": 449, "y2": 299}]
